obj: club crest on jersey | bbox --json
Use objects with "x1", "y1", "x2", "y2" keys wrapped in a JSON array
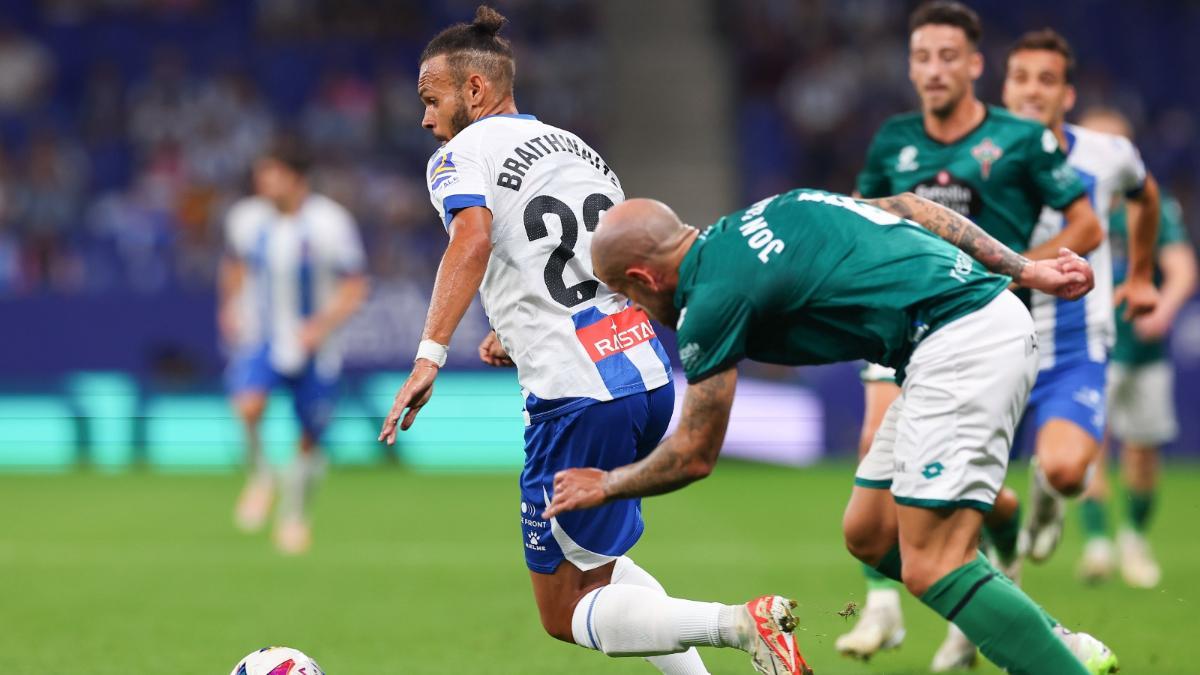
[
  {"x1": 429, "y1": 152, "x2": 459, "y2": 191},
  {"x1": 896, "y1": 145, "x2": 920, "y2": 172},
  {"x1": 575, "y1": 306, "x2": 657, "y2": 362},
  {"x1": 971, "y1": 138, "x2": 1003, "y2": 179}
]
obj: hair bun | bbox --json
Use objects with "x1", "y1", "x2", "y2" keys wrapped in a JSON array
[{"x1": 472, "y1": 5, "x2": 507, "y2": 36}]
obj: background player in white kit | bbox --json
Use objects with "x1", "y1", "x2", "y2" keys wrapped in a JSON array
[
  {"x1": 219, "y1": 138, "x2": 368, "y2": 554},
  {"x1": 1001, "y1": 29, "x2": 1161, "y2": 564},
  {"x1": 378, "y1": 7, "x2": 808, "y2": 675}
]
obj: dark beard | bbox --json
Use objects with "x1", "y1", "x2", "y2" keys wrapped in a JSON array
[{"x1": 449, "y1": 95, "x2": 472, "y2": 137}]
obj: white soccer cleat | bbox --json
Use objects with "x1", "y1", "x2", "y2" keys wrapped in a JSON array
[
  {"x1": 1054, "y1": 625, "x2": 1120, "y2": 674},
  {"x1": 1022, "y1": 462, "x2": 1065, "y2": 563},
  {"x1": 234, "y1": 476, "x2": 274, "y2": 533},
  {"x1": 835, "y1": 589, "x2": 905, "y2": 661},
  {"x1": 930, "y1": 623, "x2": 978, "y2": 672},
  {"x1": 1077, "y1": 537, "x2": 1116, "y2": 584},
  {"x1": 1117, "y1": 529, "x2": 1161, "y2": 589},
  {"x1": 743, "y1": 595, "x2": 812, "y2": 675},
  {"x1": 273, "y1": 516, "x2": 312, "y2": 555}
]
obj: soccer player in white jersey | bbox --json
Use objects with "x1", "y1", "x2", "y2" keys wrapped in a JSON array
[
  {"x1": 377, "y1": 7, "x2": 807, "y2": 675},
  {"x1": 1002, "y1": 29, "x2": 1160, "y2": 565},
  {"x1": 219, "y1": 138, "x2": 368, "y2": 554}
]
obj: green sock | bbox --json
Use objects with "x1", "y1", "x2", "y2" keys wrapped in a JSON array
[
  {"x1": 920, "y1": 557, "x2": 1085, "y2": 675},
  {"x1": 863, "y1": 562, "x2": 901, "y2": 590},
  {"x1": 1127, "y1": 490, "x2": 1156, "y2": 532},
  {"x1": 871, "y1": 545, "x2": 903, "y2": 583},
  {"x1": 1080, "y1": 497, "x2": 1110, "y2": 539},
  {"x1": 984, "y1": 504, "x2": 1021, "y2": 560}
]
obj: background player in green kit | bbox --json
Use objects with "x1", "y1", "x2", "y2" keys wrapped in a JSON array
[
  {"x1": 1074, "y1": 107, "x2": 1199, "y2": 588},
  {"x1": 543, "y1": 189, "x2": 1119, "y2": 675},
  {"x1": 840, "y1": 3, "x2": 1104, "y2": 664}
]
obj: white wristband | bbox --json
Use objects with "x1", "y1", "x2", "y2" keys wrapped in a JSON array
[{"x1": 415, "y1": 340, "x2": 449, "y2": 368}]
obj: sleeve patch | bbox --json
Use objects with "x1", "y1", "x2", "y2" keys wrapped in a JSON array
[{"x1": 429, "y1": 151, "x2": 460, "y2": 191}]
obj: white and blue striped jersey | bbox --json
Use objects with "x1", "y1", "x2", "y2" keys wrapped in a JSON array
[
  {"x1": 1029, "y1": 123, "x2": 1146, "y2": 369},
  {"x1": 225, "y1": 194, "x2": 365, "y2": 379},
  {"x1": 426, "y1": 114, "x2": 671, "y2": 423}
]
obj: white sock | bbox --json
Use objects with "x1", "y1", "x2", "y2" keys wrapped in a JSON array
[
  {"x1": 610, "y1": 557, "x2": 712, "y2": 675},
  {"x1": 570, "y1": 582, "x2": 745, "y2": 657},
  {"x1": 279, "y1": 451, "x2": 321, "y2": 521},
  {"x1": 245, "y1": 426, "x2": 271, "y2": 484}
]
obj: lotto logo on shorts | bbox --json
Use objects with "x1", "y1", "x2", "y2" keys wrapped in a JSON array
[
  {"x1": 921, "y1": 462, "x2": 945, "y2": 479},
  {"x1": 574, "y1": 306, "x2": 657, "y2": 362}
]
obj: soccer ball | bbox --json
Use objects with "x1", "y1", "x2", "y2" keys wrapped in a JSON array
[{"x1": 230, "y1": 646, "x2": 324, "y2": 675}]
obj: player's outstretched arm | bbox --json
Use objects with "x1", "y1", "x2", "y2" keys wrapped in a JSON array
[
  {"x1": 379, "y1": 207, "x2": 494, "y2": 444},
  {"x1": 865, "y1": 192, "x2": 1094, "y2": 300},
  {"x1": 543, "y1": 368, "x2": 737, "y2": 518}
]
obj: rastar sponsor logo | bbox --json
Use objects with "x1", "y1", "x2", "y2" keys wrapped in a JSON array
[{"x1": 575, "y1": 306, "x2": 657, "y2": 361}]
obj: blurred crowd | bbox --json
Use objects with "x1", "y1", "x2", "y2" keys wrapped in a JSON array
[
  {"x1": 4, "y1": 0, "x2": 1197, "y2": 300},
  {"x1": 722, "y1": 0, "x2": 1200, "y2": 239},
  {"x1": 0, "y1": 0, "x2": 603, "y2": 297}
]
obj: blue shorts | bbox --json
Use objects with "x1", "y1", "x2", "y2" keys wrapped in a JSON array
[
  {"x1": 225, "y1": 345, "x2": 338, "y2": 441},
  {"x1": 1026, "y1": 357, "x2": 1107, "y2": 441},
  {"x1": 519, "y1": 385, "x2": 675, "y2": 574}
]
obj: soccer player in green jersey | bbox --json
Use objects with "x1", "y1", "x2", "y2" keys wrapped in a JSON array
[
  {"x1": 843, "y1": 3, "x2": 1104, "y2": 663},
  {"x1": 1073, "y1": 107, "x2": 1198, "y2": 589},
  {"x1": 544, "y1": 189, "x2": 1119, "y2": 675}
]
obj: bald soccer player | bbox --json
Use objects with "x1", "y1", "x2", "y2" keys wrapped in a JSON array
[{"x1": 545, "y1": 190, "x2": 1121, "y2": 675}]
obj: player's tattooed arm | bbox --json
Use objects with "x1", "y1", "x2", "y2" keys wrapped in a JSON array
[
  {"x1": 606, "y1": 368, "x2": 737, "y2": 498},
  {"x1": 542, "y1": 368, "x2": 737, "y2": 518},
  {"x1": 865, "y1": 192, "x2": 1030, "y2": 279},
  {"x1": 865, "y1": 192, "x2": 1095, "y2": 301}
]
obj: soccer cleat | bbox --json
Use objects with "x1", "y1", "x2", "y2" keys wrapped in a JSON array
[
  {"x1": 1077, "y1": 537, "x2": 1116, "y2": 584},
  {"x1": 1054, "y1": 626, "x2": 1120, "y2": 674},
  {"x1": 235, "y1": 476, "x2": 274, "y2": 533},
  {"x1": 273, "y1": 517, "x2": 312, "y2": 555},
  {"x1": 1022, "y1": 461, "x2": 1065, "y2": 563},
  {"x1": 835, "y1": 589, "x2": 905, "y2": 660},
  {"x1": 1117, "y1": 529, "x2": 1161, "y2": 589},
  {"x1": 744, "y1": 595, "x2": 813, "y2": 675},
  {"x1": 930, "y1": 623, "x2": 978, "y2": 672}
]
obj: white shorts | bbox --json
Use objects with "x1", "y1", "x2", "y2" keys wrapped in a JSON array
[
  {"x1": 855, "y1": 291, "x2": 1038, "y2": 511},
  {"x1": 860, "y1": 362, "x2": 898, "y2": 384},
  {"x1": 1107, "y1": 360, "x2": 1178, "y2": 446}
]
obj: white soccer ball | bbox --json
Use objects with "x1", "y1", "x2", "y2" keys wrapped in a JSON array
[{"x1": 230, "y1": 646, "x2": 325, "y2": 675}]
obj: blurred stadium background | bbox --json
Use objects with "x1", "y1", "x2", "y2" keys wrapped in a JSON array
[{"x1": 0, "y1": 0, "x2": 1197, "y2": 672}]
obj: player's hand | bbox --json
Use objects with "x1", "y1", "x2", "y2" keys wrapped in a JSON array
[
  {"x1": 478, "y1": 330, "x2": 514, "y2": 367},
  {"x1": 1133, "y1": 307, "x2": 1172, "y2": 341},
  {"x1": 299, "y1": 321, "x2": 328, "y2": 354},
  {"x1": 1019, "y1": 248, "x2": 1094, "y2": 300},
  {"x1": 543, "y1": 468, "x2": 608, "y2": 519},
  {"x1": 378, "y1": 360, "x2": 439, "y2": 444},
  {"x1": 1113, "y1": 276, "x2": 1160, "y2": 321}
]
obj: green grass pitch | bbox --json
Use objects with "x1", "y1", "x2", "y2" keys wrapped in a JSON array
[{"x1": 1, "y1": 461, "x2": 1196, "y2": 673}]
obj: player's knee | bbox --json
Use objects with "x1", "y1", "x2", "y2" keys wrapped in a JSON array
[
  {"x1": 1042, "y1": 454, "x2": 1089, "y2": 496},
  {"x1": 842, "y1": 519, "x2": 889, "y2": 566},
  {"x1": 235, "y1": 397, "x2": 266, "y2": 424}
]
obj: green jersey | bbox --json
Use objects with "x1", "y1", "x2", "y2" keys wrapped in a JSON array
[
  {"x1": 673, "y1": 189, "x2": 1009, "y2": 383},
  {"x1": 857, "y1": 106, "x2": 1085, "y2": 253},
  {"x1": 1110, "y1": 192, "x2": 1190, "y2": 364}
]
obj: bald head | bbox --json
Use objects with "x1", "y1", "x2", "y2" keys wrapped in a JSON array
[
  {"x1": 593, "y1": 199, "x2": 689, "y2": 283},
  {"x1": 592, "y1": 198, "x2": 698, "y2": 326}
]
